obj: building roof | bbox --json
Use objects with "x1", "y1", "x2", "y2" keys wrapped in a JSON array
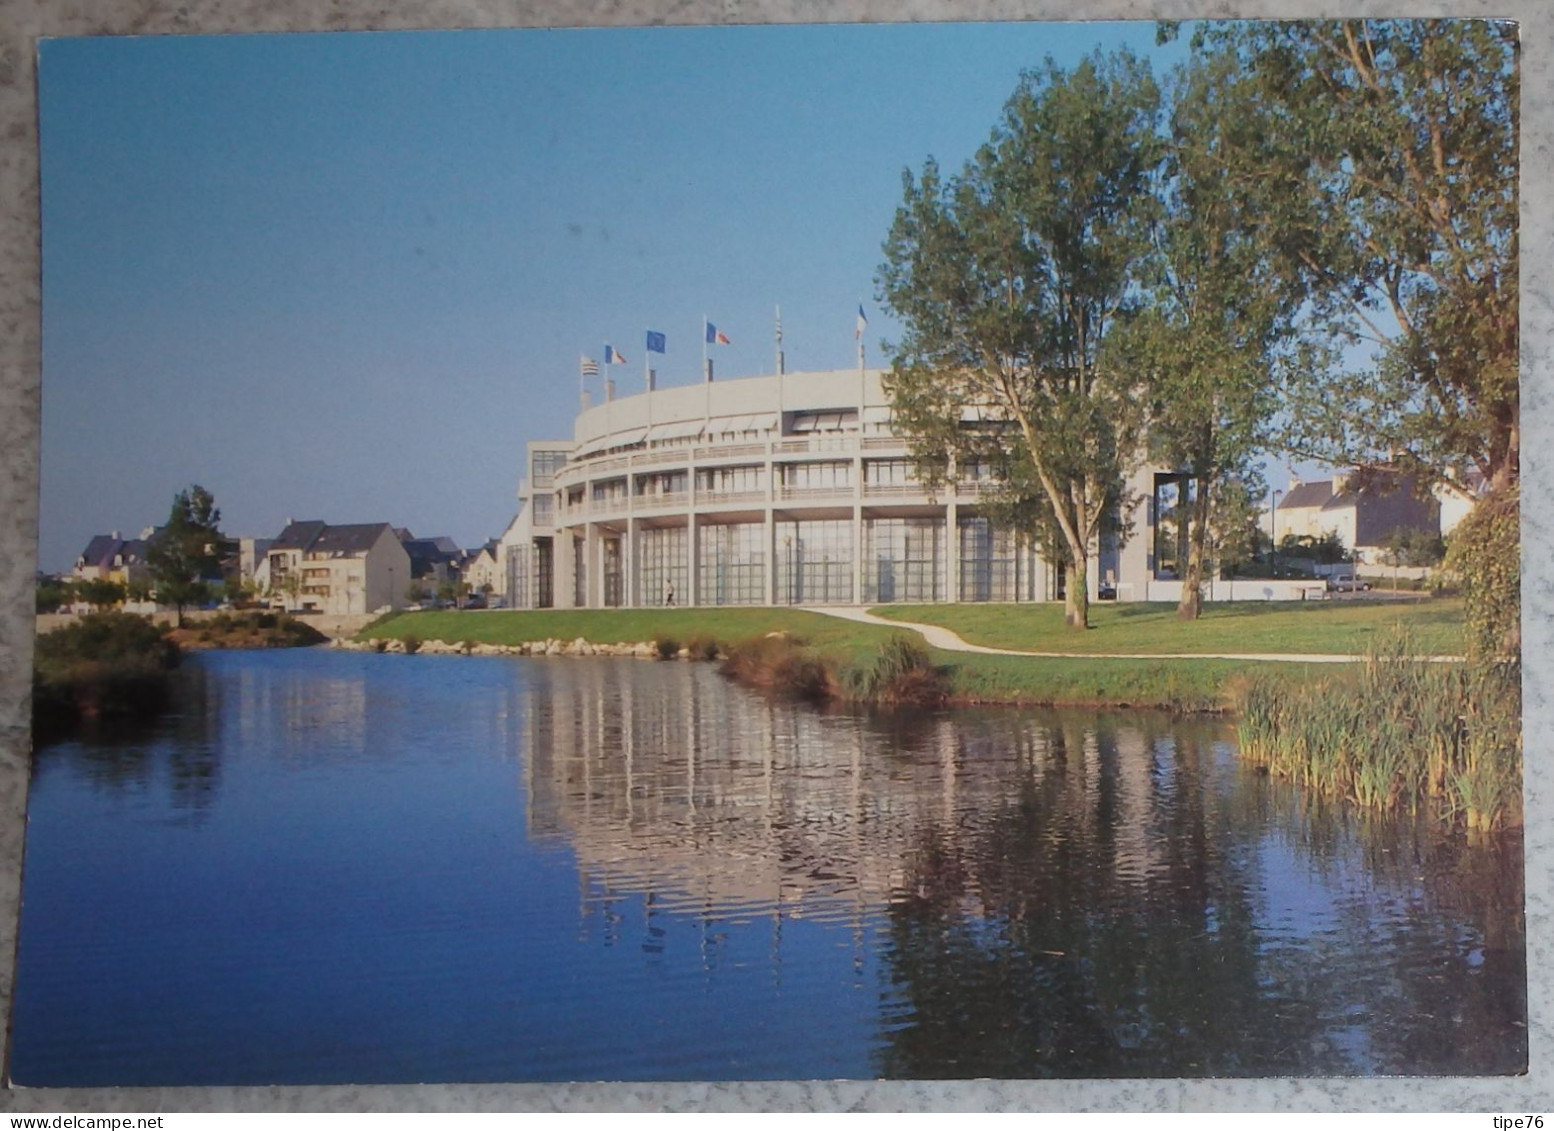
[
  {"x1": 270, "y1": 520, "x2": 329, "y2": 552},
  {"x1": 1279, "y1": 481, "x2": 1335, "y2": 510},
  {"x1": 271, "y1": 520, "x2": 397, "y2": 557},
  {"x1": 78, "y1": 533, "x2": 122, "y2": 568},
  {"x1": 309, "y1": 523, "x2": 395, "y2": 557}
]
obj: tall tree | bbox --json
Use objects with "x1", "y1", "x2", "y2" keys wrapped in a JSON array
[
  {"x1": 1116, "y1": 51, "x2": 1299, "y2": 619},
  {"x1": 1192, "y1": 19, "x2": 1518, "y2": 493},
  {"x1": 147, "y1": 484, "x2": 224, "y2": 626},
  {"x1": 878, "y1": 52, "x2": 1162, "y2": 629}
]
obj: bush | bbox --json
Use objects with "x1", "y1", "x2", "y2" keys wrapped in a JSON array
[
  {"x1": 719, "y1": 635, "x2": 834, "y2": 702},
  {"x1": 1443, "y1": 483, "x2": 1519, "y2": 662},
  {"x1": 684, "y1": 635, "x2": 721, "y2": 662},
  {"x1": 654, "y1": 637, "x2": 681, "y2": 660},
  {"x1": 401, "y1": 635, "x2": 422, "y2": 655},
  {"x1": 841, "y1": 635, "x2": 948, "y2": 707},
  {"x1": 33, "y1": 611, "x2": 182, "y2": 732}
]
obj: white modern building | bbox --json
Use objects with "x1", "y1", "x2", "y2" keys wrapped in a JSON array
[{"x1": 498, "y1": 367, "x2": 1305, "y2": 609}]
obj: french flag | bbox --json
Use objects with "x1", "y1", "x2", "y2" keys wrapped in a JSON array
[{"x1": 706, "y1": 322, "x2": 731, "y2": 346}]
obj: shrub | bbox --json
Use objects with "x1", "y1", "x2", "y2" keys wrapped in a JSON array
[
  {"x1": 32, "y1": 611, "x2": 182, "y2": 733},
  {"x1": 841, "y1": 635, "x2": 948, "y2": 707},
  {"x1": 401, "y1": 635, "x2": 422, "y2": 655},
  {"x1": 720, "y1": 634, "x2": 835, "y2": 701},
  {"x1": 1443, "y1": 482, "x2": 1519, "y2": 662},
  {"x1": 654, "y1": 637, "x2": 681, "y2": 660},
  {"x1": 684, "y1": 635, "x2": 721, "y2": 661}
]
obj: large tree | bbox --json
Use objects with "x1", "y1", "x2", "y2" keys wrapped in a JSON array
[
  {"x1": 1115, "y1": 51, "x2": 1302, "y2": 619},
  {"x1": 147, "y1": 484, "x2": 225, "y2": 626},
  {"x1": 1189, "y1": 19, "x2": 1518, "y2": 493},
  {"x1": 878, "y1": 52, "x2": 1162, "y2": 629}
]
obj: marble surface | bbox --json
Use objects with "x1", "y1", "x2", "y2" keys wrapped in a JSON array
[{"x1": 0, "y1": 0, "x2": 1547, "y2": 1113}]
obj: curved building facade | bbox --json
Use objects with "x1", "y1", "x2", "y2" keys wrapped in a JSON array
[{"x1": 501, "y1": 368, "x2": 1160, "y2": 609}]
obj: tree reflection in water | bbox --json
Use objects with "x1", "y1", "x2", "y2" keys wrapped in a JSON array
[{"x1": 874, "y1": 712, "x2": 1525, "y2": 1078}]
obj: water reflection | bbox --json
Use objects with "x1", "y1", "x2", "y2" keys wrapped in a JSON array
[
  {"x1": 520, "y1": 661, "x2": 1524, "y2": 1077},
  {"x1": 19, "y1": 651, "x2": 1524, "y2": 1083}
]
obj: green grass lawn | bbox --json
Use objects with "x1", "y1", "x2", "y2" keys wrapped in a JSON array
[
  {"x1": 357, "y1": 604, "x2": 1365, "y2": 711},
  {"x1": 870, "y1": 597, "x2": 1465, "y2": 656},
  {"x1": 359, "y1": 607, "x2": 907, "y2": 667}
]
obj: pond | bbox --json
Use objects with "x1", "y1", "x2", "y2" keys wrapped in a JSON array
[{"x1": 11, "y1": 649, "x2": 1525, "y2": 1085}]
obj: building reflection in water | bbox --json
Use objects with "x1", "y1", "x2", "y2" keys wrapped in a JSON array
[{"x1": 516, "y1": 659, "x2": 1524, "y2": 1078}]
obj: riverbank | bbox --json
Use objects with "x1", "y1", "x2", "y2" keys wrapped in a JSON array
[{"x1": 355, "y1": 606, "x2": 1355, "y2": 713}]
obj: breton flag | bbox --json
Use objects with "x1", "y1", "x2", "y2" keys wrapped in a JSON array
[
  {"x1": 645, "y1": 330, "x2": 667, "y2": 354},
  {"x1": 855, "y1": 304, "x2": 868, "y2": 340},
  {"x1": 580, "y1": 355, "x2": 600, "y2": 377},
  {"x1": 605, "y1": 344, "x2": 627, "y2": 365},
  {"x1": 706, "y1": 321, "x2": 732, "y2": 345}
]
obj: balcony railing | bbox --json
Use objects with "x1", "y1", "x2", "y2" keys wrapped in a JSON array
[
  {"x1": 699, "y1": 490, "x2": 767, "y2": 507},
  {"x1": 778, "y1": 484, "x2": 854, "y2": 501},
  {"x1": 861, "y1": 483, "x2": 927, "y2": 499}
]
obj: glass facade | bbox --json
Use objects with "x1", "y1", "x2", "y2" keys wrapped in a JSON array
[
  {"x1": 780, "y1": 461, "x2": 852, "y2": 490},
  {"x1": 775, "y1": 520, "x2": 853, "y2": 605},
  {"x1": 864, "y1": 459, "x2": 918, "y2": 486},
  {"x1": 531, "y1": 449, "x2": 567, "y2": 486},
  {"x1": 637, "y1": 526, "x2": 689, "y2": 607},
  {"x1": 697, "y1": 465, "x2": 765, "y2": 495},
  {"x1": 698, "y1": 523, "x2": 766, "y2": 606},
  {"x1": 958, "y1": 516, "x2": 1025, "y2": 602},
  {"x1": 863, "y1": 518, "x2": 945, "y2": 602}
]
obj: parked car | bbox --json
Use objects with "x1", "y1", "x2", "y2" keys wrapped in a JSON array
[
  {"x1": 1326, "y1": 571, "x2": 1372, "y2": 593},
  {"x1": 462, "y1": 594, "x2": 487, "y2": 610}
]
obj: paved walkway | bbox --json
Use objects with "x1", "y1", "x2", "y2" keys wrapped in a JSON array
[{"x1": 811, "y1": 606, "x2": 1463, "y2": 664}]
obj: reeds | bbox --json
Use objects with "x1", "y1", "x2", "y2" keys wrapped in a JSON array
[
  {"x1": 1229, "y1": 631, "x2": 1521, "y2": 832},
  {"x1": 838, "y1": 635, "x2": 949, "y2": 707}
]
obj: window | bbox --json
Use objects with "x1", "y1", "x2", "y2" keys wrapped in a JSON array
[
  {"x1": 697, "y1": 465, "x2": 765, "y2": 495},
  {"x1": 699, "y1": 523, "x2": 766, "y2": 605},
  {"x1": 864, "y1": 459, "x2": 918, "y2": 486},
  {"x1": 959, "y1": 517, "x2": 1022, "y2": 602},
  {"x1": 532, "y1": 450, "x2": 567, "y2": 487},
  {"x1": 775, "y1": 520, "x2": 853, "y2": 605},
  {"x1": 636, "y1": 471, "x2": 688, "y2": 497},
  {"x1": 637, "y1": 526, "x2": 689, "y2": 606},
  {"x1": 781, "y1": 461, "x2": 852, "y2": 490},
  {"x1": 864, "y1": 518, "x2": 944, "y2": 602}
]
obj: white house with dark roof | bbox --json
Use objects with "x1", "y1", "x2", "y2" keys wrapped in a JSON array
[
  {"x1": 266, "y1": 520, "x2": 411, "y2": 614},
  {"x1": 1273, "y1": 473, "x2": 1440, "y2": 564}
]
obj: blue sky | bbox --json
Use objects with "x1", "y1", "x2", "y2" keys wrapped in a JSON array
[{"x1": 38, "y1": 21, "x2": 1199, "y2": 571}]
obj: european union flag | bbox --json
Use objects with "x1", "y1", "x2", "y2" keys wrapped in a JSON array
[{"x1": 646, "y1": 330, "x2": 666, "y2": 354}]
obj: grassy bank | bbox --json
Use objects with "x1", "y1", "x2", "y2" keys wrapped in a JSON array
[
  {"x1": 360, "y1": 606, "x2": 1315, "y2": 711},
  {"x1": 872, "y1": 598, "x2": 1464, "y2": 656}
]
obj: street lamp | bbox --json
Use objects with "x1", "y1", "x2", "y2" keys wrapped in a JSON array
[{"x1": 1270, "y1": 489, "x2": 1283, "y2": 578}]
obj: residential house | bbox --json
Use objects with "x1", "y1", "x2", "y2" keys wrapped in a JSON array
[
  {"x1": 1273, "y1": 472, "x2": 1440, "y2": 565},
  {"x1": 266, "y1": 520, "x2": 411, "y2": 615},
  {"x1": 462, "y1": 540, "x2": 502, "y2": 598},
  {"x1": 398, "y1": 532, "x2": 466, "y2": 602},
  {"x1": 72, "y1": 530, "x2": 154, "y2": 590},
  {"x1": 1434, "y1": 468, "x2": 1487, "y2": 537}
]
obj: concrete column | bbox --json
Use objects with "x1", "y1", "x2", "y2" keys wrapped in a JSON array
[
  {"x1": 764, "y1": 509, "x2": 777, "y2": 606},
  {"x1": 624, "y1": 518, "x2": 636, "y2": 608},
  {"x1": 853, "y1": 505, "x2": 865, "y2": 606},
  {"x1": 946, "y1": 499, "x2": 959, "y2": 603},
  {"x1": 688, "y1": 514, "x2": 699, "y2": 607}
]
